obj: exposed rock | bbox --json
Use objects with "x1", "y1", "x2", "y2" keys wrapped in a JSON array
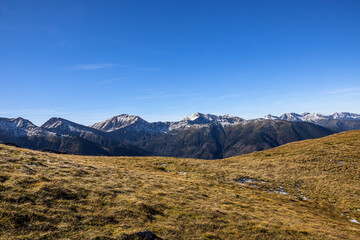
[{"x1": 121, "y1": 231, "x2": 162, "y2": 240}]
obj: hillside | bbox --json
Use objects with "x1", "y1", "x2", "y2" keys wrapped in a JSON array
[{"x1": 0, "y1": 130, "x2": 359, "y2": 239}]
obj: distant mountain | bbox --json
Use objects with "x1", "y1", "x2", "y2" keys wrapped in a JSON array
[
  {"x1": 42, "y1": 117, "x2": 117, "y2": 145},
  {"x1": 90, "y1": 113, "x2": 244, "y2": 133},
  {"x1": 91, "y1": 113, "x2": 334, "y2": 159},
  {"x1": 2, "y1": 112, "x2": 358, "y2": 159},
  {"x1": 264, "y1": 112, "x2": 360, "y2": 121},
  {"x1": 264, "y1": 112, "x2": 360, "y2": 131},
  {"x1": 0, "y1": 117, "x2": 55, "y2": 140},
  {"x1": 181, "y1": 112, "x2": 244, "y2": 126},
  {"x1": 0, "y1": 117, "x2": 146, "y2": 156}
]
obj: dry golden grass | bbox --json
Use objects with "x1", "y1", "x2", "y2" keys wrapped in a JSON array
[{"x1": 0, "y1": 130, "x2": 359, "y2": 239}]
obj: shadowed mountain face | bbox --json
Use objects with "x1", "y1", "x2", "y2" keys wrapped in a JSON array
[
  {"x1": 311, "y1": 119, "x2": 360, "y2": 132},
  {"x1": 0, "y1": 112, "x2": 347, "y2": 159},
  {"x1": 104, "y1": 119, "x2": 334, "y2": 159},
  {"x1": 221, "y1": 120, "x2": 335, "y2": 158}
]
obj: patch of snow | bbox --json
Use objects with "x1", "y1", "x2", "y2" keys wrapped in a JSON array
[
  {"x1": 277, "y1": 187, "x2": 287, "y2": 195},
  {"x1": 235, "y1": 177, "x2": 257, "y2": 184},
  {"x1": 234, "y1": 178, "x2": 270, "y2": 187},
  {"x1": 266, "y1": 187, "x2": 288, "y2": 195},
  {"x1": 349, "y1": 219, "x2": 359, "y2": 224}
]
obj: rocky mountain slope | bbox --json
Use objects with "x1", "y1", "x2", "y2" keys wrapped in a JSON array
[
  {"x1": 0, "y1": 117, "x2": 146, "y2": 157},
  {"x1": 1, "y1": 112, "x2": 358, "y2": 159},
  {"x1": 101, "y1": 117, "x2": 334, "y2": 159}
]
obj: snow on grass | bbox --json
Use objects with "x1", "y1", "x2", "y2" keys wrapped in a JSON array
[{"x1": 349, "y1": 219, "x2": 360, "y2": 224}]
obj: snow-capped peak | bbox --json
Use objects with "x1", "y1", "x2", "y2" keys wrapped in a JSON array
[
  {"x1": 184, "y1": 112, "x2": 203, "y2": 121},
  {"x1": 279, "y1": 113, "x2": 303, "y2": 121},
  {"x1": 91, "y1": 114, "x2": 147, "y2": 132},
  {"x1": 42, "y1": 117, "x2": 72, "y2": 129},
  {"x1": 264, "y1": 114, "x2": 279, "y2": 120},
  {"x1": 41, "y1": 117, "x2": 98, "y2": 135},
  {"x1": 183, "y1": 113, "x2": 243, "y2": 123},
  {"x1": 176, "y1": 112, "x2": 243, "y2": 128},
  {"x1": 183, "y1": 113, "x2": 214, "y2": 124},
  {"x1": 0, "y1": 117, "x2": 54, "y2": 137},
  {"x1": 300, "y1": 113, "x2": 325, "y2": 121},
  {"x1": 11, "y1": 117, "x2": 37, "y2": 129}
]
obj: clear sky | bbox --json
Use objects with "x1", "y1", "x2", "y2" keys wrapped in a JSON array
[{"x1": 1, "y1": 0, "x2": 359, "y2": 125}]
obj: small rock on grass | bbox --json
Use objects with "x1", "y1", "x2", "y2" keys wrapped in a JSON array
[{"x1": 121, "y1": 231, "x2": 163, "y2": 240}]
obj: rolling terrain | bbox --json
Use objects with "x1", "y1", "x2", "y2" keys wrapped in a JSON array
[{"x1": 0, "y1": 130, "x2": 359, "y2": 239}]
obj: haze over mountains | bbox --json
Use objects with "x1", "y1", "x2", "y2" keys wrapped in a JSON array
[{"x1": 1, "y1": 112, "x2": 359, "y2": 159}]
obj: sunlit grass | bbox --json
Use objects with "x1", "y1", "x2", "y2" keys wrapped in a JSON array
[{"x1": 0, "y1": 130, "x2": 359, "y2": 239}]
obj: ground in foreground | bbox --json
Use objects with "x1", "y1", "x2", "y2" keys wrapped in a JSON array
[{"x1": 0, "y1": 130, "x2": 359, "y2": 239}]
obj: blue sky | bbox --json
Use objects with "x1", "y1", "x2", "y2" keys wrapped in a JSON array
[{"x1": 1, "y1": 0, "x2": 359, "y2": 125}]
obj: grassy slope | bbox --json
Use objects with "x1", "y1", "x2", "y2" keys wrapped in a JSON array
[{"x1": 0, "y1": 130, "x2": 359, "y2": 239}]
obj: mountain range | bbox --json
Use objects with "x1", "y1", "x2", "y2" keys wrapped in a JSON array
[
  {"x1": 0, "y1": 112, "x2": 359, "y2": 159},
  {"x1": 264, "y1": 112, "x2": 360, "y2": 131}
]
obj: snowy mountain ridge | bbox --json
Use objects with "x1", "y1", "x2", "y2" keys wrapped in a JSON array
[
  {"x1": 0, "y1": 117, "x2": 55, "y2": 138},
  {"x1": 42, "y1": 117, "x2": 98, "y2": 135},
  {"x1": 1, "y1": 112, "x2": 359, "y2": 159},
  {"x1": 90, "y1": 112, "x2": 245, "y2": 133},
  {"x1": 1, "y1": 112, "x2": 359, "y2": 139},
  {"x1": 264, "y1": 112, "x2": 360, "y2": 122},
  {"x1": 90, "y1": 114, "x2": 145, "y2": 132}
]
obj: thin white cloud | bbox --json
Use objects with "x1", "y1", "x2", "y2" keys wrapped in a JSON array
[
  {"x1": 215, "y1": 94, "x2": 243, "y2": 100},
  {"x1": 95, "y1": 77, "x2": 127, "y2": 85},
  {"x1": 133, "y1": 93, "x2": 200, "y2": 100},
  {"x1": 69, "y1": 63, "x2": 117, "y2": 70},
  {"x1": 322, "y1": 87, "x2": 360, "y2": 95},
  {"x1": 68, "y1": 63, "x2": 163, "y2": 71},
  {"x1": 133, "y1": 66, "x2": 165, "y2": 71}
]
